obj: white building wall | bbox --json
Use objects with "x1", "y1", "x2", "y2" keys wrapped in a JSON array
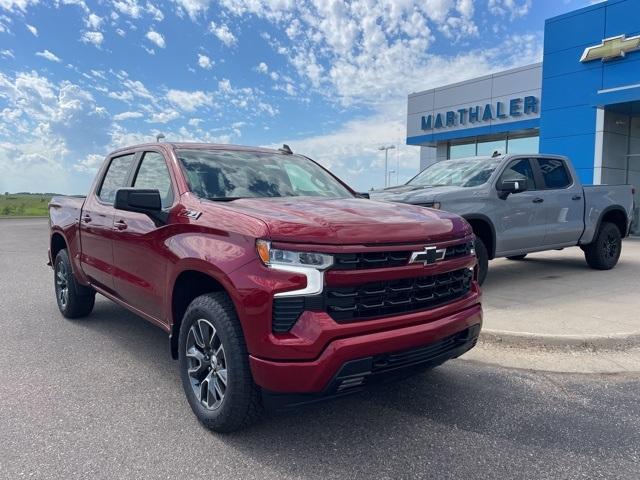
[{"x1": 407, "y1": 63, "x2": 542, "y2": 142}]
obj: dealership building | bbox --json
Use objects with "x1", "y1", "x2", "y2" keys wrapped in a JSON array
[{"x1": 406, "y1": 0, "x2": 639, "y2": 231}]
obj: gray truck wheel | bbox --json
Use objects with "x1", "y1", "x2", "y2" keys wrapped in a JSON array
[
  {"x1": 507, "y1": 254, "x2": 527, "y2": 261},
  {"x1": 178, "y1": 292, "x2": 262, "y2": 432},
  {"x1": 54, "y1": 249, "x2": 95, "y2": 318},
  {"x1": 474, "y1": 237, "x2": 488, "y2": 285},
  {"x1": 584, "y1": 222, "x2": 622, "y2": 270}
]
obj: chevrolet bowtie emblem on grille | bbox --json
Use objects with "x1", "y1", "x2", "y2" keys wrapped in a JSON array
[
  {"x1": 580, "y1": 34, "x2": 640, "y2": 62},
  {"x1": 409, "y1": 246, "x2": 447, "y2": 266}
]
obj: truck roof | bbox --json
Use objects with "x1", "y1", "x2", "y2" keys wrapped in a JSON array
[{"x1": 109, "y1": 142, "x2": 288, "y2": 157}]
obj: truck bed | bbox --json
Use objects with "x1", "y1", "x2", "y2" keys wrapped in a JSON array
[{"x1": 581, "y1": 184, "x2": 635, "y2": 243}]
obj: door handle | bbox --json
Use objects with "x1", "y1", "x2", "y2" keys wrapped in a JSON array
[
  {"x1": 532, "y1": 198, "x2": 544, "y2": 203},
  {"x1": 572, "y1": 195, "x2": 582, "y2": 201},
  {"x1": 114, "y1": 220, "x2": 128, "y2": 231},
  {"x1": 82, "y1": 214, "x2": 92, "y2": 223}
]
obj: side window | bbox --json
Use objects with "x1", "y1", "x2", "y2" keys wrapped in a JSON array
[
  {"x1": 537, "y1": 158, "x2": 571, "y2": 189},
  {"x1": 133, "y1": 152, "x2": 174, "y2": 208},
  {"x1": 498, "y1": 158, "x2": 536, "y2": 190},
  {"x1": 98, "y1": 154, "x2": 135, "y2": 204}
]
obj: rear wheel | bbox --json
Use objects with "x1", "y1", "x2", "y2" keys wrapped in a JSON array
[
  {"x1": 506, "y1": 254, "x2": 527, "y2": 261},
  {"x1": 178, "y1": 292, "x2": 262, "y2": 432},
  {"x1": 584, "y1": 222, "x2": 622, "y2": 270},
  {"x1": 473, "y1": 237, "x2": 488, "y2": 285},
  {"x1": 54, "y1": 249, "x2": 95, "y2": 318}
]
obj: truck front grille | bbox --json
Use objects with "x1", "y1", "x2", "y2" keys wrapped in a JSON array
[
  {"x1": 271, "y1": 267, "x2": 473, "y2": 332},
  {"x1": 332, "y1": 241, "x2": 473, "y2": 270},
  {"x1": 324, "y1": 268, "x2": 473, "y2": 323}
]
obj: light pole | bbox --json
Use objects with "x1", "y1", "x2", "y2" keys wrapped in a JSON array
[
  {"x1": 387, "y1": 170, "x2": 396, "y2": 187},
  {"x1": 378, "y1": 145, "x2": 395, "y2": 187}
]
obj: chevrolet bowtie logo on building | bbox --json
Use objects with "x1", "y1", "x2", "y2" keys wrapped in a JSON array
[
  {"x1": 409, "y1": 246, "x2": 447, "y2": 266},
  {"x1": 580, "y1": 34, "x2": 640, "y2": 62}
]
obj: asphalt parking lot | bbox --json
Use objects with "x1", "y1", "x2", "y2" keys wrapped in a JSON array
[{"x1": 1, "y1": 218, "x2": 639, "y2": 479}]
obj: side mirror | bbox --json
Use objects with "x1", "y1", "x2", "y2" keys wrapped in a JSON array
[
  {"x1": 114, "y1": 188, "x2": 168, "y2": 225},
  {"x1": 498, "y1": 179, "x2": 528, "y2": 199},
  {"x1": 356, "y1": 192, "x2": 370, "y2": 199}
]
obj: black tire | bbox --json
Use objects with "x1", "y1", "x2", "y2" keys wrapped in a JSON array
[
  {"x1": 474, "y1": 237, "x2": 489, "y2": 285},
  {"x1": 506, "y1": 254, "x2": 527, "y2": 261},
  {"x1": 54, "y1": 249, "x2": 95, "y2": 318},
  {"x1": 178, "y1": 292, "x2": 262, "y2": 432},
  {"x1": 584, "y1": 222, "x2": 622, "y2": 270}
]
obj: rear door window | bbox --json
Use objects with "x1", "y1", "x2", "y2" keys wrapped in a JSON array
[
  {"x1": 98, "y1": 154, "x2": 136, "y2": 204},
  {"x1": 537, "y1": 158, "x2": 572, "y2": 189}
]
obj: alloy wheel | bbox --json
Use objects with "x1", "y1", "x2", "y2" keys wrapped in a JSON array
[
  {"x1": 185, "y1": 319, "x2": 228, "y2": 410},
  {"x1": 55, "y1": 260, "x2": 69, "y2": 309},
  {"x1": 604, "y1": 233, "x2": 619, "y2": 259}
]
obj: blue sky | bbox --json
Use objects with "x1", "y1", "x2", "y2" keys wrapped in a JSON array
[{"x1": 0, "y1": 0, "x2": 595, "y2": 194}]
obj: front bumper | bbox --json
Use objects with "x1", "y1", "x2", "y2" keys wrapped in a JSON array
[{"x1": 249, "y1": 302, "x2": 482, "y2": 394}]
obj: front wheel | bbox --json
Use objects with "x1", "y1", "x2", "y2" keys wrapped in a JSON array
[
  {"x1": 583, "y1": 222, "x2": 622, "y2": 270},
  {"x1": 54, "y1": 249, "x2": 95, "y2": 318},
  {"x1": 178, "y1": 292, "x2": 262, "y2": 432},
  {"x1": 474, "y1": 237, "x2": 488, "y2": 285}
]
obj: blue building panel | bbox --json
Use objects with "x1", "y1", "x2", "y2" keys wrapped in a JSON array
[
  {"x1": 540, "y1": 69, "x2": 602, "y2": 111},
  {"x1": 602, "y1": 55, "x2": 640, "y2": 91},
  {"x1": 543, "y1": 6, "x2": 606, "y2": 54},
  {"x1": 540, "y1": 0, "x2": 640, "y2": 183},
  {"x1": 542, "y1": 45, "x2": 603, "y2": 79},
  {"x1": 540, "y1": 105, "x2": 597, "y2": 139},
  {"x1": 604, "y1": 0, "x2": 640, "y2": 38}
]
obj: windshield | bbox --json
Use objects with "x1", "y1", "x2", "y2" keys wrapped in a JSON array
[
  {"x1": 177, "y1": 149, "x2": 353, "y2": 200},
  {"x1": 409, "y1": 157, "x2": 502, "y2": 188}
]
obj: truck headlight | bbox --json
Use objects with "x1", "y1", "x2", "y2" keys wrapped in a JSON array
[
  {"x1": 256, "y1": 240, "x2": 333, "y2": 270},
  {"x1": 256, "y1": 240, "x2": 332, "y2": 297},
  {"x1": 418, "y1": 202, "x2": 441, "y2": 210}
]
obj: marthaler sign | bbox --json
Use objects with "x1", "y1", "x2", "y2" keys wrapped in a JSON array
[{"x1": 421, "y1": 96, "x2": 539, "y2": 130}]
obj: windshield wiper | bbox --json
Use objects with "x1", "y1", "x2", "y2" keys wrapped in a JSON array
[{"x1": 206, "y1": 197, "x2": 246, "y2": 202}]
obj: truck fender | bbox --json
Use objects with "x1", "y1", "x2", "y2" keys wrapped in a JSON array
[
  {"x1": 462, "y1": 214, "x2": 497, "y2": 259},
  {"x1": 581, "y1": 205, "x2": 630, "y2": 244}
]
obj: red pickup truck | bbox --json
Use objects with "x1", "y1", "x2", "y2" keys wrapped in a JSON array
[{"x1": 48, "y1": 143, "x2": 482, "y2": 431}]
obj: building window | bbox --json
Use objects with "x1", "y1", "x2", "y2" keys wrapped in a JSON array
[
  {"x1": 506, "y1": 135, "x2": 539, "y2": 154},
  {"x1": 477, "y1": 138, "x2": 507, "y2": 157},
  {"x1": 449, "y1": 142, "x2": 476, "y2": 159},
  {"x1": 446, "y1": 132, "x2": 539, "y2": 159}
]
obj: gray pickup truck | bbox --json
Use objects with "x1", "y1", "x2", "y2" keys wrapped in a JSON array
[{"x1": 373, "y1": 154, "x2": 634, "y2": 284}]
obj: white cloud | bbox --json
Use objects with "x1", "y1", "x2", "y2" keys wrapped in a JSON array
[
  {"x1": 166, "y1": 89, "x2": 212, "y2": 111},
  {"x1": 113, "y1": 111, "x2": 143, "y2": 120},
  {"x1": 0, "y1": 0, "x2": 39, "y2": 13},
  {"x1": 146, "y1": 1, "x2": 163, "y2": 21},
  {"x1": 172, "y1": 0, "x2": 212, "y2": 20},
  {"x1": 74, "y1": 153, "x2": 104, "y2": 173},
  {"x1": 26, "y1": 23, "x2": 37, "y2": 36},
  {"x1": 112, "y1": 0, "x2": 141, "y2": 18},
  {"x1": 0, "y1": 49, "x2": 15, "y2": 58},
  {"x1": 84, "y1": 13, "x2": 102, "y2": 29},
  {"x1": 197, "y1": 53, "x2": 213, "y2": 69},
  {"x1": 146, "y1": 30, "x2": 165, "y2": 48},
  {"x1": 81, "y1": 30, "x2": 104, "y2": 47},
  {"x1": 209, "y1": 21, "x2": 236, "y2": 46},
  {"x1": 36, "y1": 50, "x2": 62, "y2": 62},
  {"x1": 0, "y1": 71, "x2": 112, "y2": 193},
  {"x1": 488, "y1": 0, "x2": 532, "y2": 19},
  {"x1": 256, "y1": 61, "x2": 268, "y2": 74},
  {"x1": 147, "y1": 109, "x2": 180, "y2": 123}
]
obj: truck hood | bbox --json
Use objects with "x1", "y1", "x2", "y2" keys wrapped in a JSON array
[
  {"x1": 212, "y1": 197, "x2": 470, "y2": 245},
  {"x1": 371, "y1": 185, "x2": 465, "y2": 203}
]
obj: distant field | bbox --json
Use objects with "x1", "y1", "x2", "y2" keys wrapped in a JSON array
[{"x1": 0, "y1": 194, "x2": 54, "y2": 217}]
